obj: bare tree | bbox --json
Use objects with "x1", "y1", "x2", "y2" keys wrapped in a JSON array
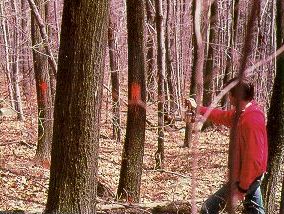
[
  {"x1": 44, "y1": 0, "x2": 57, "y2": 100},
  {"x1": 202, "y1": 0, "x2": 217, "y2": 130},
  {"x1": 27, "y1": 0, "x2": 57, "y2": 75},
  {"x1": 117, "y1": 0, "x2": 147, "y2": 203},
  {"x1": 184, "y1": 0, "x2": 204, "y2": 148},
  {"x1": 108, "y1": 1, "x2": 121, "y2": 143},
  {"x1": 11, "y1": 0, "x2": 25, "y2": 121},
  {"x1": 21, "y1": 0, "x2": 32, "y2": 101},
  {"x1": 154, "y1": 0, "x2": 166, "y2": 170},
  {"x1": 31, "y1": 0, "x2": 53, "y2": 163},
  {"x1": 189, "y1": 0, "x2": 204, "y2": 212},
  {"x1": 262, "y1": 1, "x2": 284, "y2": 212},
  {"x1": 165, "y1": 0, "x2": 177, "y2": 119},
  {"x1": 221, "y1": 0, "x2": 239, "y2": 108},
  {"x1": 146, "y1": 0, "x2": 156, "y2": 101},
  {"x1": 45, "y1": 0, "x2": 109, "y2": 212},
  {"x1": 0, "y1": 2, "x2": 14, "y2": 109},
  {"x1": 203, "y1": 0, "x2": 217, "y2": 108}
]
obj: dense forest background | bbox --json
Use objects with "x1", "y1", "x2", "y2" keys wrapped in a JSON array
[{"x1": 0, "y1": 0, "x2": 283, "y2": 213}]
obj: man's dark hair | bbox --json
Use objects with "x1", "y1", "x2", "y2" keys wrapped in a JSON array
[{"x1": 226, "y1": 77, "x2": 254, "y2": 101}]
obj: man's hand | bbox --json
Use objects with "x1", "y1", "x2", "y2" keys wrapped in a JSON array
[
  {"x1": 185, "y1": 98, "x2": 197, "y2": 109},
  {"x1": 232, "y1": 185, "x2": 245, "y2": 206}
]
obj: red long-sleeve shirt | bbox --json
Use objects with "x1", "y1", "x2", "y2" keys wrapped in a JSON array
[{"x1": 200, "y1": 101, "x2": 268, "y2": 190}]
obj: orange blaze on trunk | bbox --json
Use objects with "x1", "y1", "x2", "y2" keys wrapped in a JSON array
[
  {"x1": 39, "y1": 81, "x2": 48, "y2": 103},
  {"x1": 130, "y1": 83, "x2": 141, "y2": 101},
  {"x1": 39, "y1": 81, "x2": 48, "y2": 95},
  {"x1": 128, "y1": 83, "x2": 145, "y2": 109}
]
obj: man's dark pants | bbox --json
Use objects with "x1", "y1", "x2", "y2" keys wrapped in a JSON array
[{"x1": 200, "y1": 183, "x2": 265, "y2": 214}]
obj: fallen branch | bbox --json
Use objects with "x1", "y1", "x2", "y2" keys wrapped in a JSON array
[
  {"x1": 96, "y1": 200, "x2": 196, "y2": 214},
  {"x1": 0, "y1": 140, "x2": 34, "y2": 149}
]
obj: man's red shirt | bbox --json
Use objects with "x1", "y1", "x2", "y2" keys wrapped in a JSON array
[{"x1": 200, "y1": 101, "x2": 268, "y2": 191}]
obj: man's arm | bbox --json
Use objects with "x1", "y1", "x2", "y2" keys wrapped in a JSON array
[{"x1": 200, "y1": 106, "x2": 234, "y2": 127}]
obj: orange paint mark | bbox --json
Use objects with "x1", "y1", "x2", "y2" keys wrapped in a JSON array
[
  {"x1": 128, "y1": 83, "x2": 146, "y2": 109},
  {"x1": 130, "y1": 83, "x2": 141, "y2": 101},
  {"x1": 39, "y1": 81, "x2": 48, "y2": 94},
  {"x1": 39, "y1": 82, "x2": 48, "y2": 103}
]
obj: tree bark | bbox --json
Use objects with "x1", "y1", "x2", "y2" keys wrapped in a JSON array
[
  {"x1": 202, "y1": 0, "x2": 217, "y2": 130},
  {"x1": 0, "y1": 2, "x2": 14, "y2": 109},
  {"x1": 146, "y1": 0, "x2": 156, "y2": 101},
  {"x1": 280, "y1": 176, "x2": 284, "y2": 214},
  {"x1": 27, "y1": 0, "x2": 57, "y2": 75},
  {"x1": 44, "y1": 0, "x2": 56, "y2": 101},
  {"x1": 189, "y1": 1, "x2": 204, "y2": 212},
  {"x1": 165, "y1": 0, "x2": 177, "y2": 117},
  {"x1": 53, "y1": 0, "x2": 60, "y2": 49},
  {"x1": 184, "y1": 0, "x2": 204, "y2": 148},
  {"x1": 262, "y1": 1, "x2": 284, "y2": 212},
  {"x1": 31, "y1": 0, "x2": 53, "y2": 163},
  {"x1": 221, "y1": 0, "x2": 239, "y2": 108},
  {"x1": 183, "y1": 0, "x2": 196, "y2": 148},
  {"x1": 108, "y1": 2, "x2": 121, "y2": 143},
  {"x1": 203, "y1": 1, "x2": 217, "y2": 107},
  {"x1": 117, "y1": 0, "x2": 146, "y2": 203},
  {"x1": 154, "y1": 0, "x2": 165, "y2": 170},
  {"x1": 21, "y1": 0, "x2": 32, "y2": 102},
  {"x1": 11, "y1": 0, "x2": 25, "y2": 121},
  {"x1": 45, "y1": 0, "x2": 109, "y2": 213}
]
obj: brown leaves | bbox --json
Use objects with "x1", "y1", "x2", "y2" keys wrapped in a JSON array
[{"x1": 0, "y1": 109, "x2": 48, "y2": 212}]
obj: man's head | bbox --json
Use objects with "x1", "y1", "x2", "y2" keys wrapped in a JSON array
[{"x1": 226, "y1": 77, "x2": 254, "y2": 106}]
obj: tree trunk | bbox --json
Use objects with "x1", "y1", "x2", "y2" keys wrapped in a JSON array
[
  {"x1": 173, "y1": 1, "x2": 182, "y2": 116},
  {"x1": 27, "y1": 0, "x2": 57, "y2": 75},
  {"x1": 45, "y1": 0, "x2": 56, "y2": 101},
  {"x1": 262, "y1": 1, "x2": 284, "y2": 212},
  {"x1": 146, "y1": 0, "x2": 156, "y2": 101},
  {"x1": 184, "y1": 0, "x2": 204, "y2": 148},
  {"x1": 203, "y1": 1, "x2": 217, "y2": 107},
  {"x1": 117, "y1": 0, "x2": 146, "y2": 203},
  {"x1": 31, "y1": 0, "x2": 53, "y2": 163},
  {"x1": 165, "y1": 0, "x2": 177, "y2": 117},
  {"x1": 53, "y1": 0, "x2": 60, "y2": 49},
  {"x1": 0, "y1": 2, "x2": 14, "y2": 109},
  {"x1": 108, "y1": 2, "x2": 121, "y2": 143},
  {"x1": 221, "y1": 0, "x2": 239, "y2": 108},
  {"x1": 154, "y1": 0, "x2": 165, "y2": 170},
  {"x1": 280, "y1": 176, "x2": 284, "y2": 214},
  {"x1": 202, "y1": 0, "x2": 217, "y2": 130},
  {"x1": 11, "y1": 0, "x2": 25, "y2": 121},
  {"x1": 21, "y1": 0, "x2": 32, "y2": 102},
  {"x1": 45, "y1": 0, "x2": 109, "y2": 213},
  {"x1": 189, "y1": 0, "x2": 204, "y2": 212}
]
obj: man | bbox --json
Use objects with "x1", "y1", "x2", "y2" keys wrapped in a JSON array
[{"x1": 199, "y1": 77, "x2": 268, "y2": 214}]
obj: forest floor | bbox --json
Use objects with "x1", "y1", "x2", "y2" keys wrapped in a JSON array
[
  {"x1": 0, "y1": 75, "x2": 281, "y2": 213},
  {"x1": 0, "y1": 108, "x2": 230, "y2": 213}
]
